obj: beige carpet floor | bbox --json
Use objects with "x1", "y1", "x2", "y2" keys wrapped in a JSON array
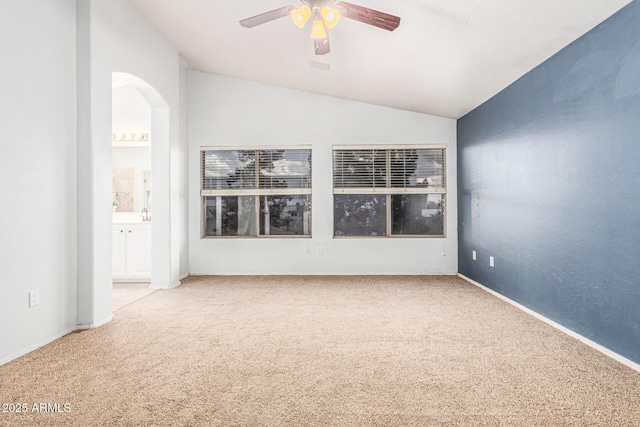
[{"x1": 1, "y1": 275, "x2": 639, "y2": 426}]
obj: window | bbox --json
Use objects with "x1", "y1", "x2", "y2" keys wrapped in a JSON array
[
  {"x1": 333, "y1": 145, "x2": 445, "y2": 237},
  {"x1": 201, "y1": 147, "x2": 312, "y2": 237}
]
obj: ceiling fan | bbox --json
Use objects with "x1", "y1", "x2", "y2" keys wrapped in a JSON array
[{"x1": 239, "y1": 0, "x2": 401, "y2": 55}]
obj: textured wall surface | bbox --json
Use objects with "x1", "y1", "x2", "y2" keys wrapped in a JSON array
[
  {"x1": 0, "y1": 0, "x2": 77, "y2": 365},
  {"x1": 189, "y1": 72, "x2": 458, "y2": 275},
  {"x1": 458, "y1": 1, "x2": 640, "y2": 363}
]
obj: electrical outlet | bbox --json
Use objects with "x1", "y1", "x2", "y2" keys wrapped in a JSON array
[
  {"x1": 472, "y1": 250, "x2": 477, "y2": 261},
  {"x1": 489, "y1": 256, "x2": 495, "y2": 267},
  {"x1": 316, "y1": 246, "x2": 323, "y2": 255},
  {"x1": 29, "y1": 290, "x2": 40, "y2": 307}
]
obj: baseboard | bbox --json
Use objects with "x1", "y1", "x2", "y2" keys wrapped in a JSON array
[
  {"x1": 188, "y1": 272, "x2": 459, "y2": 276},
  {"x1": 179, "y1": 273, "x2": 189, "y2": 281},
  {"x1": 2, "y1": 314, "x2": 116, "y2": 367},
  {"x1": 113, "y1": 278, "x2": 150, "y2": 283},
  {"x1": 75, "y1": 315, "x2": 114, "y2": 331},
  {"x1": 169, "y1": 280, "x2": 182, "y2": 289},
  {"x1": 0, "y1": 326, "x2": 77, "y2": 367},
  {"x1": 458, "y1": 274, "x2": 640, "y2": 373}
]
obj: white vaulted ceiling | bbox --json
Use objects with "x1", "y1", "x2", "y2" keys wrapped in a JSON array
[{"x1": 130, "y1": 0, "x2": 631, "y2": 119}]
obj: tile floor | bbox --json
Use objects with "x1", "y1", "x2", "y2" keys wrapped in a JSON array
[{"x1": 112, "y1": 282, "x2": 156, "y2": 311}]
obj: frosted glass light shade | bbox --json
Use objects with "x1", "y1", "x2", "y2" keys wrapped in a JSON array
[
  {"x1": 321, "y1": 7, "x2": 340, "y2": 28},
  {"x1": 291, "y1": 6, "x2": 311, "y2": 28},
  {"x1": 310, "y1": 19, "x2": 327, "y2": 39}
]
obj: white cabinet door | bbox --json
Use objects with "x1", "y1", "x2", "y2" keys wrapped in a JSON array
[
  {"x1": 125, "y1": 224, "x2": 151, "y2": 278},
  {"x1": 112, "y1": 226, "x2": 127, "y2": 278}
]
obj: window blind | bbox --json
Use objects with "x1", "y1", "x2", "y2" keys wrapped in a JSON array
[
  {"x1": 258, "y1": 149, "x2": 312, "y2": 190},
  {"x1": 202, "y1": 148, "x2": 312, "y2": 191},
  {"x1": 332, "y1": 149, "x2": 387, "y2": 188},
  {"x1": 333, "y1": 146, "x2": 445, "y2": 193},
  {"x1": 389, "y1": 148, "x2": 445, "y2": 190},
  {"x1": 202, "y1": 150, "x2": 256, "y2": 190}
]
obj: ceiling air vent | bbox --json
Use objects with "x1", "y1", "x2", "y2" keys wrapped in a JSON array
[{"x1": 309, "y1": 60, "x2": 330, "y2": 71}]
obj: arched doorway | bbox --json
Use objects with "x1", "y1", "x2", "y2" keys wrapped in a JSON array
[
  {"x1": 111, "y1": 72, "x2": 172, "y2": 292},
  {"x1": 77, "y1": 70, "x2": 179, "y2": 328},
  {"x1": 111, "y1": 75, "x2": 154, "y2": 309}
]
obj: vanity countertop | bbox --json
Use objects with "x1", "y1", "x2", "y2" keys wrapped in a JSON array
[{"x1": 112, "y1": 213, "x2": 151, "y2": 225}]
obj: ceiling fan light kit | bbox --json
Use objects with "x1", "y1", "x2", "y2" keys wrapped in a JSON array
[
  {"x1": 291, "y1": 6, "x2": 311, "y2": 28},
  {"x1": 320, "y1": 7, "x2": 340, "y2": 28},
  {"x1": 311, "y1": 18, "x2": 327, "y2": 39},
  {"x1": 240, "y1": 0, "x2": 400, "y2": 55}
]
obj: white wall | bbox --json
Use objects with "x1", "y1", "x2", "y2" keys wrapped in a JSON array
[
  {"x1": 189, "y1": 72, "x2": 458, "y2": 275},
  {"x1": 112, "y1": 85, "x2": 151, "y2": 136},
  {"x1": 77, "y1": 0, "x2": 183, "y2": 327},
  {"x1": 179, "y1": 60, "x2": 190, "y2": 279},
  {"x1": 0, "y1": 0, "x2": 77, "y2": 364}
]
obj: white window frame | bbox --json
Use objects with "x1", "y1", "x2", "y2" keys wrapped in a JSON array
[
  {"x1": 332, "y1": 144, "x2": 446, "y2": 238},
  {"x1": 200, "y1": 145, "x2": 312, "y2": 238}
]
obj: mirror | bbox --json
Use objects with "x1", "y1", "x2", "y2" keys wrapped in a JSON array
[
  {"x1": 112, "y1": 167, "x2": 134, "y2": 211},
  {"x1": 112, "y1": 166, "x2": 151, "y2": 213}
]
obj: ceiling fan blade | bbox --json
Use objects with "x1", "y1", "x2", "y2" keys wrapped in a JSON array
[
  {"x1": 336, "y1": 1, "x2": 401, "y2": 32},
  {"x1": 314, "y1": 34, "x2": 330, "y2": 55},
  {"x1": 240, "y1": 6, "x2": 294, "y2": 28}
]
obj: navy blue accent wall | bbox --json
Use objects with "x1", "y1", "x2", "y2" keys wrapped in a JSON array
[{"x1": 457, "y1": 2, "x2": 640, "y2": 363}]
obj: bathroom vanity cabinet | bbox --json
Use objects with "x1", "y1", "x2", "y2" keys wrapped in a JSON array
[{"x1": 112, "y1": 223, "x2": 151, "y2": 280}]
